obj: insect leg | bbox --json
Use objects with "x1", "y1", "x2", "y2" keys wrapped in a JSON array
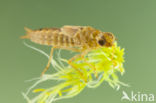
[
  {"x1": 68, "y1": 54, "x2": 87, "y2": 82},
  {"x1": 80, "y1": 50, "x2": 98, "y2": 78},
  {"x1": 41, "y1": 47, "x2": 55, "y2": 76},
  {"x1": 68, "y1": 49, "x2": 98, "y2": 80}
]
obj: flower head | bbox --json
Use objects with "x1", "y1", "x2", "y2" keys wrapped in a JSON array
[{"x1": 23, "y1": 42, "x2": 126, "y2": 103}]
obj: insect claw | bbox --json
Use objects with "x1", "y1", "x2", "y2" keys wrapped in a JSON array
[{"x1": 41, "y1": 66, "x2": 48, "y2": 77}]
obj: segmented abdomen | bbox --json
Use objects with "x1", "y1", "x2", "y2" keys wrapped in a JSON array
[{"x1": 28, "y1": 29, "x2": 80, "y2": 47}]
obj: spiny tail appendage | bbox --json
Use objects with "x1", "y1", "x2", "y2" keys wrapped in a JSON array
[{"x1": 20, "y1": 27, "x2": 32, "y2": 39}]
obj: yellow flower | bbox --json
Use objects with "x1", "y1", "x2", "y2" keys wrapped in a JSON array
[{"x1": 23, "y1": 42, "x2": 126, "y2": 103}]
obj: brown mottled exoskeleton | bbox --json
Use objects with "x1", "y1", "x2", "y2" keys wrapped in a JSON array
[{"x1": 21, "y1": 25, "x2": 116, "y2": 77}]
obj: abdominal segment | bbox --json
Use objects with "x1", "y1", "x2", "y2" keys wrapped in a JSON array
[{"x1": 29, "y1": 30, "x2": 80, "y2": 48}]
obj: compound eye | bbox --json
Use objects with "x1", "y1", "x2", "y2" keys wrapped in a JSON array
[{"x1": 98, "y1": 39, "x2": 105, "y2": 46}]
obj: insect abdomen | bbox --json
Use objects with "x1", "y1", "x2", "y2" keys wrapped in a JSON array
[{"x1": 21, "y1": 27, "x2": 80, "y2": 47}]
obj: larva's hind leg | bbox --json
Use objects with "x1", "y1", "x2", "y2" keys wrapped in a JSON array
[
  {"x1": 41, "y1": 46, "x2": 79, "y2": 76},
  {"x1": 41, "y1": 47, "x2": 55, "y2": 76}
]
